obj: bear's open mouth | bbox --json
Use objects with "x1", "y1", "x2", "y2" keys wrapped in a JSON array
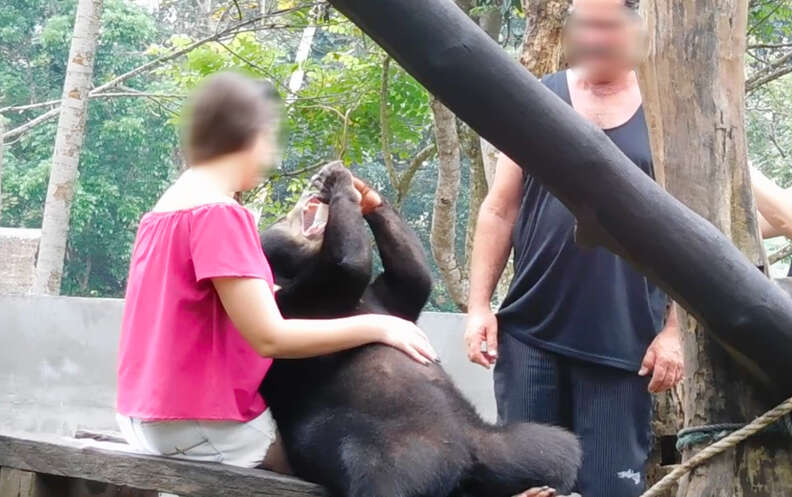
[{"x1": 301, "y1": 196, "x2": 329, "y2": 239}]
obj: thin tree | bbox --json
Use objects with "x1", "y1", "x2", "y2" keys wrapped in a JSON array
[
  {"x1": 0, "y1": 116, "x2": 5, "y2": 219},
  {"x1": 639, "y1": 0, "x2": 792, "y2": 494},
  {"x1": 430, "y1": 0, "x2": 567, "y2": 309},
  {"x1": 32, "y1": 0, "x2": 103, "y2": 295},
  {"x1": 429, "y1": 0, "x2": 503, "y2": 310},
  {"x1": 286, "y1": 3, "x2": 327, "y2": 104}
]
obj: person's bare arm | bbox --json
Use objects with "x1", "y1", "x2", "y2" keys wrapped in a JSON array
[
  {"x1": 757, "y1": 210, "x2": 783, "y2": 239},
  {"x1": 465, "y1": 153, "x2": 524, "y2": 368},
  {"x1": 213, "y1": 277, "x2": 437, "y2": 364},
  {"x1": 751, "y1": 166, "x2": 792, "y2": 239}
]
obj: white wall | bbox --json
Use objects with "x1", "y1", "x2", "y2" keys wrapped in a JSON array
[{"x1": 0, "y1": 296, "x2": 495, "y2": 436}]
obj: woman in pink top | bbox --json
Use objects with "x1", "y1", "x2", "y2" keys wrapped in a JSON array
[{"x1": 116, "y1": 72, "x2": 437, "y2": 470}]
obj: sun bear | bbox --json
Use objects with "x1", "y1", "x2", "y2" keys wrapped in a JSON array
[{"x1": 259, "y1": 162, "x2": 582, "y2": 497}]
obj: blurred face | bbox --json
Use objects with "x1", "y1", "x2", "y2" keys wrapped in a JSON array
[
  {"x1": 239, "y1": 128, "x2": 278, "y2": 191},
  {"x1": 565, "y1": 0, "x2": 643, "y2": 82}
]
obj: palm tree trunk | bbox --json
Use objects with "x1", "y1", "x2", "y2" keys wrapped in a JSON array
[
  {"x1": 0, "y1": 116, "x2": 5, "y2": 219},
  {"x1": 32, "y1": 0, "x2": 103, "y2": 295}
]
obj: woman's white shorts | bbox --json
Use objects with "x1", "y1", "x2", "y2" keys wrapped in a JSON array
[{"x1": 116, "y1": 409, "x2": 277, "y2": 468}]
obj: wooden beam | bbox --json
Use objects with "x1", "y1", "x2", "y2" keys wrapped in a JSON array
[
  {"x1": 326, "y1": 0, "x2": 792, "y2": 398},
  {"x1": 0, "y1": 432, "x2": 326, "y2": 497},
  {"x1": 0, "y1": 467, "x2": 159, "y2": 497}
]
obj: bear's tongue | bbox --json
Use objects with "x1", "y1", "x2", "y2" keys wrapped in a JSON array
[{"x1": 302, "y1": 197, "x2": 329, "y2": 237}]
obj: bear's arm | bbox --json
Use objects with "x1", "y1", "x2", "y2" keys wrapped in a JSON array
[{"x1": 364, "y1": 201, "x2": 432, "y2": 322}]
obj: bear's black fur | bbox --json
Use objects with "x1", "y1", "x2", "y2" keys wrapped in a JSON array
[{"x1": 259, "y1": 162, "x2": 581, "y2": 497}]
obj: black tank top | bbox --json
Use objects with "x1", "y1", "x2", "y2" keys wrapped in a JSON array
[{"x1": 497, "y1": 70, "x2": 667, "y2": 371}]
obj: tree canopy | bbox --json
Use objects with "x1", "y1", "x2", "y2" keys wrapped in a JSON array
[{"x1": 1, "y1": 0, "x2": 792, "y2": 304}]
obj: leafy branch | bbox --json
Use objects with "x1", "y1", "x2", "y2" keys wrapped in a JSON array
[{"x1": 2, "y1": 2, "x2": 320, "y2": 142}]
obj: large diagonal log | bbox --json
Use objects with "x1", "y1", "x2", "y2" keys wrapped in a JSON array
[{"x1": 327, "y1": 0, "x2": 792, "y2": 397}]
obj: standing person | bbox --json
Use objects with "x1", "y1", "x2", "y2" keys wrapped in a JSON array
[{"x1": 464, "y1": 1, "x2": 683, "y2": 496}]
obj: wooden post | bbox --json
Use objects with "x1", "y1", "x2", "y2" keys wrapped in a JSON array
[
  {"x1": 638, "y1": 1, "x2": 792, "y2": 495},
  {"x1": 0, "y1": 467, "x2": 158, "y2": 497}
]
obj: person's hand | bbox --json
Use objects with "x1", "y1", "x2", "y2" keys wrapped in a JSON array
[
  {"x1": 639, "y1": 325, "x2": 683, "y2": 393},
  {"x1": 465, "y1": 307, "x2": 498, "y2": 368},
  {"x1": 373, "y1": 314, "x2": 438, "y2": 365},
  {"x1": 352, "y1": 176, "x2": 382, "y2": 214},
  {"x1": 513, "y1": 487, "x2": 556, "y2": 497}
]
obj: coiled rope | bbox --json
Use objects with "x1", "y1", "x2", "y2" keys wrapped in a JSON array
[{"x1": 638, "y1": 395, "x2": 792, "y2": 497}]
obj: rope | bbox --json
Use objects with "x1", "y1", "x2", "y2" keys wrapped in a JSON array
[
  {"x1": 639, "y1": 395, "x2": 792, "y2": 497},
  {"x1": 674, "y1": 417, "x2": 792, "y2": 451},
  {"x1": 675, "y1": 423, "x2": 744, "y2": 452}
]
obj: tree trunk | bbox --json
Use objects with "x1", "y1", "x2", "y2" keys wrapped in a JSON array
[
  {"x1": 430, "y1": 98, "x2": 469, "y2": 310},
  {"x1": 0, "y1": 116, "x2": 5, "y2": 219},
  {"x1": 639, "y1": 1, "x2": 792, "y2": 495},
  {"x1": 286, "y1": 4, "x2": 323, "y2": 104},
  {"x1": 520, "y1": 0, "x2": 569, "y2": 76},
  {"x1": 429, "y1": 0, "x2": 503, "y2": 310},
  {"x1": 32, "y1": 0, "x2": 102, "y2": 295}
]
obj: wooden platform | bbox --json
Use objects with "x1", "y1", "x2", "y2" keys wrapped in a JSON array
[{"x1": 0, "y1": 432, "x2": 326, "y2": 497}]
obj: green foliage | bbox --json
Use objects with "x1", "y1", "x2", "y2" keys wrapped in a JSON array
[
  {"x1": 2, "y1": 0, "x2": 178, "y2": 296},
  {"x1": 6, "y1": 0, "x2": 787, "y2": 307},
  {"x1": 0, "y1": 1, "x2": 448, "y2": 303},
  {"x1": 746, "y1": 0, "x2": 792, "y2": 185},
  {"x1": 748, "y1": 0, "x2": 792, "y2": 43}
]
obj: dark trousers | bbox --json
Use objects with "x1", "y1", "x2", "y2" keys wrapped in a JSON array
[{"x1": 494, "y1": 331, "x2": 652, "y2": 497}]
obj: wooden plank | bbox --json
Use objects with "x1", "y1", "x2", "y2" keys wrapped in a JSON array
[
  {"x1": 0, "y1": 468, "x2": 63, "y2": 497},
  {"x1": 0, "y1": 468, "x2": 38, "y2": 497},
  {"x1": 0, "y1": 432, "x2": 326, "y2": 497}
]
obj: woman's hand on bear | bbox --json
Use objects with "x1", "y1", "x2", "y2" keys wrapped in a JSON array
[
  {"x1": 514, "y1": 487, "x2": 556, "y2": 497},
  {"x1": 369, "y1": 314, "x2": 438, "y2": 365}
]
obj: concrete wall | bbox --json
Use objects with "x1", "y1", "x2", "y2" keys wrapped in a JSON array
[
  {"x1": 0, "y1": 296, "x2": 495, "y2": 437},
  {"x1": 0, "y1": 228, "x2": 40, "y2": 295}
]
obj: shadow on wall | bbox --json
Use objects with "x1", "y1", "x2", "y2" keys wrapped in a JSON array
[{"x1": 0, "y1": 296, "x2": 495, "y2": 436}]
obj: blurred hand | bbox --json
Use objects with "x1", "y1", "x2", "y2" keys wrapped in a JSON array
[
  {"x1": 513, "y1": 487, "x2": 556, "y2": 497},
  {"x1": 352, "y1": 176, "x2": 382, "y2": 215},
  {"x1": 639, "y1": 325, "x2": 683, "y2": 393},
  {"x1": 465, "y1": 308, "x2": 498, "y2": 369}
]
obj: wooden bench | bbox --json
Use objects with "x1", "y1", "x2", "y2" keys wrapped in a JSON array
[{"x1": 0, "y1": 432, "x2": 326, "y2": 497}]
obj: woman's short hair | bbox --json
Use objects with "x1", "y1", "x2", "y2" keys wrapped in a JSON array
[{"x1": 182, "y1": 72, "x2": 280, "y2": 165}]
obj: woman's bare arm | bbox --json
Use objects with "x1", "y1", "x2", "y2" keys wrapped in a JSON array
[{"x1": 213, "y1": 277, "x2": 437, "y2": 364}]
